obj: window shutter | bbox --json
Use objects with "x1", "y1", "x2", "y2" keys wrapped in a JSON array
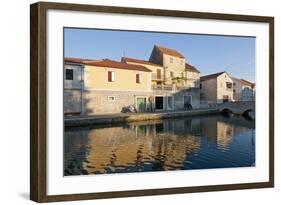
[
  {"x1": 108, "y1": 71, "x2": 112, "y2": 82},
  {"x1": 136, "y1": 74, "x2": 139, "y2": 83},
  {"x1": 112, "y1": 71, "x2": 115, "y2": 81}
]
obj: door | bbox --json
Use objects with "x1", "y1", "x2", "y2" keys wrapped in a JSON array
[
  {"x1": 136, "y1": 97, "x2": 147, "y2": 112},
  {"x1": 155, "y1": 96, "x2": 164, "y2": 110},
  {"x1": 184, "y1": 95, "x2": 192, "y2": 109}
]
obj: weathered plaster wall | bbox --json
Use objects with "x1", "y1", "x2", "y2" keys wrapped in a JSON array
[
  {"x1": 200, "y1": 78, "x2": 217, "y2": 102},
  {"x1": 64, "y1": 89, "x2": 82, "y2": 114},
  {"x1": 185, "y1": 71, "x2": 200, "y2": 88},
  {"x1": 64, "y1": 64, "x2": 83, "y2": 89},
  {"x1": 163, "y1": 54, "x2": 185, "y2": 84}
]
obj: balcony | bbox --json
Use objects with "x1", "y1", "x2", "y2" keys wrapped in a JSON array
[
  {"x1": 152, "y1": 84, "x2": 173, "y2": 91},
  {"x1": 152, "y1": 73, "x2": 165, "y2": 81}
]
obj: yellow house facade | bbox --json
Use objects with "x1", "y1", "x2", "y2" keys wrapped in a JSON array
[
  {"x1": 84, "y1": 61, "x2": 152, "y2": 92},
  {"x1": 121, "y1": 57, "x2": 165, "y2": 87}
]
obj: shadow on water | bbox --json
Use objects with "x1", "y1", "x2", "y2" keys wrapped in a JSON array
[{"x1": 64, "y1": 114, "x2": 255, "y2": 176}]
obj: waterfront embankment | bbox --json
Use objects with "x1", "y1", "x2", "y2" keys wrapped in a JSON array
[{"x1": 65, "y1": 108, "x2": 220, "y2": 127}]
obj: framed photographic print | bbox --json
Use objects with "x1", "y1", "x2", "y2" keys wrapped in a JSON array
[{"x1": 30, "y1": 1, "x2": 274, "y2": 202}]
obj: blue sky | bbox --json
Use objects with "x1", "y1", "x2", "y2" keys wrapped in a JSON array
[{"x1": 64, "y1": 28, "x2": 255, "y2": 82}]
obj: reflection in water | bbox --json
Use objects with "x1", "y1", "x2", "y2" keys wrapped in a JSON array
[{"x1": 64, "y1": 115, "x2": 255, "y2": 176}]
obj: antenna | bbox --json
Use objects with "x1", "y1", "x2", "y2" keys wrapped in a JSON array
[{"x1": 123, "y1": 50, "x2": 126, "y2": 58}]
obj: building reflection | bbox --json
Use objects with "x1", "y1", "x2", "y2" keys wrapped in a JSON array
[
  {"x1": 64, "y1": 115, "x2": 255, "y2": 176},
  {"x1": 85, "y1": 119, "x2": 201, "y2": 174},
  {"x1": 200, "y1": 115, "x2": 254, "y2": 150}
]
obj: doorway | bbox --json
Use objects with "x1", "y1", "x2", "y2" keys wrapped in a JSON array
[
  {"x1": 136, "y1": 97, "x2": 147, "y2": 112},
  {"x1": 155, "y1": 96, "x2": 164, "y2": 110},
  {"x1": 184, "y1": 95, "x2": 192, "y2": 109},
  {"x1": 223, "y1": 95, "x2": 229, "y2": 103}
]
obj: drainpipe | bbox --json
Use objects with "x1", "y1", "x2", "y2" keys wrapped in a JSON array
[{"x1": 80, "y1": 65, "x2": 84, "y2": 115}]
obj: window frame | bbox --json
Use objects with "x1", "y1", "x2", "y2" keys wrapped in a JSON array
[
  {"x1": 136, "y1": 73, "x2": 142, "y2": 84},
  {"x1": 108, "y1": 71, "x2": 115, "y2": 82},
  {"x1": 65, "y1": 69, "x2": 74, "y2": 80}
]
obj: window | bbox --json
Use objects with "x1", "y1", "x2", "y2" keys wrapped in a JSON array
[
  {"x1": 108, "y1": 71, "x2": 115, "y2": 82},
  {"x1": 223, "y1": 95, "x2": 229, "y2": 102},
  {"x1": 170, "y1": 71, "x2": 174, "y2": 78},
  {"x1": 170, "y1": 57, "x2": 173, "y2": 63},
  {"x1": 65, "y1": 69, "x2": 73, "y2": 80},
  {"x1": 108, "y1": 96, "x2": 116, "y2": 102},
  {"x1": 226, "y1": 82, "x2": 232, "y2": 89},
  {"x1": 200, "y1": 84, "x2": 202, "y2": 89},
  {"x1": 136, "y1": 73, "x2": 141, "y2": 83}
]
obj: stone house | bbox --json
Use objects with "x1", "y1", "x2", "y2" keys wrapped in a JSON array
[
  {"x1": 149, "y1": 45, "x2": 186, "y2": 86},
  {"x1": 200, "y1": 71, "x2": 234, "y2": 103},
  {"x1": 64, "y1": 45, "x2": 201, "y2": 115},
  {"x1": 232, "y1": 77, "x2": 255, "y2": 101},
  {"x1": 122, "y1": 45, "x2": 200, "y2": 111},
  {"x1": 64, "y1": 58, "x2": 152, "y2": 115}
]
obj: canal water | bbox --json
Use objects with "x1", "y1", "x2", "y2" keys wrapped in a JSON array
[{"x1": 64, "y1": 114, "x2": 255, "y2": 176}]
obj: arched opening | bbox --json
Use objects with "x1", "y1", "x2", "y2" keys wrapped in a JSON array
[
  {"x1": 243, "y1": 109, "x2": 255, "y2": 120},
  {"x1": 221, "y1": 108, "x2": 234, "y2": 118}
]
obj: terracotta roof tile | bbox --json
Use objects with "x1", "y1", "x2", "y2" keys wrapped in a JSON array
[
  {"x1": 121, "y1": 57, "x2": 162, "y2": 67},
  {"x1": 185, "y1": 63, "x2": 200, "y2": 73},
  {"x1": 156, "y1": 45, "x2": 185, "y2": 58},
  {"x1": 64, "y1": 58, "x2": 152, "y2": 72}
]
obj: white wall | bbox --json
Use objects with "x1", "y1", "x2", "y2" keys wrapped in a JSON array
[
  {"x1": 217, "y1": 73, "x2": 234, "y2": 102},
  {"x1": 0, "y1": 0, "x2": 280, "y2": 205}
]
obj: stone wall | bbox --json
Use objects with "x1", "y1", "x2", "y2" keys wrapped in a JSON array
[
  {"x1": 82, "y1": 90, "x2": 148, "y2": 114},
  {"x1": 200, "y1": 78, "x2": 217, "y2": 102},
  {"x1": 80, "y1": 89, "x2": 200, "y2": 115},
  {"x1": 64, "y1": 89, "x2": 82, "y2": 114},
  {"x1": 64, "y1": 86, "x2": 200, "y2": 115}
]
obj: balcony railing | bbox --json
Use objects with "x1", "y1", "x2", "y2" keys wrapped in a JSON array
[
  {"x1": 152, "y1": 73, "x2": 165, "y2": 81},
  {"x1": 152, "y1": 84, "x2": 200, "y2": 92},
  {"x1": 152, "y1": 84, "x2": 173, "y2": 91}
]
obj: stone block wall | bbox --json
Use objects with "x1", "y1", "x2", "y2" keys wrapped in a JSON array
[
  {"x1": 64, "y1": 89, "x2": 82, "y2": 114},
  {"x1": 82, "y1": 90, "x2": 152, "y2": 115},
  {"x1": 64, "y1": 89, "x2": 201, "y2": 115}
]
